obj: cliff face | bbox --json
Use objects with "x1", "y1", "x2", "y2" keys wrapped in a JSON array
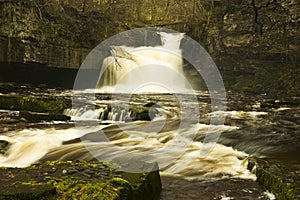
[{"x1": 0, "y1": 0, "x2": 299, "y2": 93}]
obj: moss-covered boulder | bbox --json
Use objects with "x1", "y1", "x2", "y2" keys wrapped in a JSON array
[
  {"x1": 19, "y1": 111, "x2": 70, "y2": 122},
  {"x1": 0, "y1": 95, "x2": 71, "y2": 114},
  {"x1": 128, "y1": 103, "x2": 159, "y2": 121},
  {"x1": 0, "y1": 140, "x2": 11, "y2": 154},
  {"x1": 0, "y1": 160, "x2": 162, "y2": 200},
  {"x1": 102, "y1": 103, "x2": 160, "y2": 122}
]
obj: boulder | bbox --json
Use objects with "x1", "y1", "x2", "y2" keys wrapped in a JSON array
[
  {"x1": 0, "y1": 160, "x2": 162, "y2": 200},
  {"x1": 0, "y1": 139, "x2": 11, "y2": 154}
]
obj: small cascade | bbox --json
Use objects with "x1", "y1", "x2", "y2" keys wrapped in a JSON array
[
  {"x1": 64, "y1": 106, "x2": 132, "y2": 122},
  {"x1": 97, "y1": 32, "x2": 189, "y2": 93}
]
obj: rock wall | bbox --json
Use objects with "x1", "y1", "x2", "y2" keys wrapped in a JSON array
[{"x1": 0, "y1": 0, "x2": 299, "y2": 93}]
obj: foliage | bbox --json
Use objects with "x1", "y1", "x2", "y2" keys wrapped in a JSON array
[
  {"x1": 230, "y1": 65, "x2": 296, "y2": 96},
  {"x1": 278, "y1": 55, "x2": 300, "y2": 96}
]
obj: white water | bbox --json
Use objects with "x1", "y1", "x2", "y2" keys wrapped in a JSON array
[
  {"x1": 0, "y1": 122, "x2": 254, "y2": 180},
  {"x1": 0, "y1": 107, "x2": 270, "y2": 181},
  {"x1": 98, "y1": 32, "x2": 191, "y2": 93},
  {"x1": 0, "y1": 126, "x2": 105, "y2": 167}
]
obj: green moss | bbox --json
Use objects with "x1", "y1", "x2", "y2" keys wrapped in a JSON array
[
  {"x1": 120, "y1": 162, "x2": 162, "y2": 200},
  {"x1": 50, "y1": 177, "x2": 133, "y2": 200},
  {"x1": 248, "y1": 159, "x2": 299, "y2": 200},
  {"x1": 0, "y1": 183, "x2": 56, "y2": 200},
  {"x1": 230, "y1": 66, "x2": 285, "y2": 95},
  {"x1": 102, "y1": 160, "x2": 122, "y2": 170},
  {"x1": 129, "y1": 104, "x2": 159, "y2": 121},
  {"x1": 0, "y1": 160, "x2": 161, "y2": 200},
  {"x1": 19, "y1": 111, "x2": 70, "y2": 122},
  {"x1": 0, "y1": 95, "x2": 71, "y2": 114}
]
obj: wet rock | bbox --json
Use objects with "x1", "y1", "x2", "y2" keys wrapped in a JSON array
[
  {"x1": 19, "y1": 111, "x2": 70, "y2": 122},
  {"x1": 0, "y1": 160, "x2": 162, "y2": 200},
  {"x1": 260, "y1": 99, "x2": 300, "y2": 109},
  {"x1": 160, "y1": 175, "x2": 271, "y2": 200},
  {"x1": 0, "y1": 183, "x2": 56, "y2": 200},
  {"x1": 98, "y1": 103, "x2": 160, "y2": 122},
  {"x1": 260, "y1": 100, "x2": 281, "y2": 108},
  {"x1": 0, "y1": 95, "x2": 71, "y2": 114},
  {"x1": 248, "y1": 157, "x2": 300, "y2": 200},
  {"x1": 128, "y1": 103, "x2": 160, "y2": 121},
  {"x1": 0, "y1": 139, "x2": 10, "y2": 154}
]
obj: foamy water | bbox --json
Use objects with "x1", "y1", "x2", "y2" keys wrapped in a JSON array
[
  {"x1": 97, "y1": 32, "x2": 192, "y2": 94},
  {"x1": 0, "y1": 107, "x2": 262, "y2": 181}
]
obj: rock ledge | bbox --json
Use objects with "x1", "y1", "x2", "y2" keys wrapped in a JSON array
[{"x1": 0, "y1": 160, "x2": 162, "y2": 200}]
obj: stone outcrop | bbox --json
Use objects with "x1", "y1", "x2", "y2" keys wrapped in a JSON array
[
  {"x1": 248, "y1": 157, "x2": 300, "y2": 200},
  {"x1": 0, "y1": 160, "x2": 162, "y2": 200},
  {"x1": 0, "y1": 95, "x2": 71, "y2": 114}
]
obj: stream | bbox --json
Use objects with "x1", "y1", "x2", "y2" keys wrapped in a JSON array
[{"x1": 0, "y1": 88, "x2": 299, "y2": 199}]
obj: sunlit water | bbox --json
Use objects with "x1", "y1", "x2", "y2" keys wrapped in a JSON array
[
  {"x1": 0, "y1": 90, "x2": 299, "y2": 199},
  {"x1": 0, "y1": 92, "x2": 264, "y2": 180}
]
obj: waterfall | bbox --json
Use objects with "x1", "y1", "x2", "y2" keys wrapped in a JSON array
[{"x1": 97, "y1": 32, "x2": 189, "y2": 93}]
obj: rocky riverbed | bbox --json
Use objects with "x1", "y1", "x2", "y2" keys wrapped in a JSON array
[{"x1": 0, "y1": 84, "x2": 299, "y2": 199}]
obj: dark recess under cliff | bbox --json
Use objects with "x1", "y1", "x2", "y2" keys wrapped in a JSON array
[{"x1": 0, "y1": 62, "x2": 102, "y2": 88}]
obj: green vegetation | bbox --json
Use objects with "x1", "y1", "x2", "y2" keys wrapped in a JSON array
[
  {"x1": 52, "y1": 178, "x2": 132, "y2": 200},
  {"x1": 248, "y1": 158, "x2": 300, "y2": 200},
  {"x1": 128, "y1": 106, "x2": 153, "y2": 121},
  {"x1": 0, "y1": 160, "x2": 162, "y2": 200},
  {"x1": 0, "y1": 184, "x2": 56, "y2": 200},
  {"x1": 231, "y1": 66, "x2": 282, "y2": 94},
  {"x1": 0, "y1": 95, "x2": 71, "y2": 114},
  {"x1": 229, "y1": 58, "x2": 299, "y2": 96}
]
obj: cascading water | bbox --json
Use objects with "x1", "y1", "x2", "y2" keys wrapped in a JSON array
[
  {"x1": 98, "y1": 32, "x2": 189, "y2": 93},
  {"x1": 0, "y1": 92, "x2": 256, "y2": 179},
  {"x1": 0, "y1": 92, "x2": 283, "y2": 199}
]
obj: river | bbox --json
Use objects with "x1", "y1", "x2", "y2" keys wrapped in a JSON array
[{"x1": 0, "y1": 88, "x2": 299, "y2": 199}]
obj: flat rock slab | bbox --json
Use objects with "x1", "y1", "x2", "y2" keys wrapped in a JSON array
[
  {"x1": 0, "y1": 95, "x2": 71, "y2": 114},
  {"x1": 0, "y1": 160, "x2": 161, "y2": 200},
  {"x1": 160, "y1": 176, "x2": 271, "y2": 200}
]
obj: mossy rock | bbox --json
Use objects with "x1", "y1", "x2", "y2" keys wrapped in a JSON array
[
  {"x1": 0, "y1": 95, "x2": 71, "y2": 114},
  {"x1": 0, "y1": 140, "x2": 11, "y2": 154},
  {"x1": 128, "y1": 103, "x2": 160, "y2": 121},
  {"x1": 0, "y1": 82, "x2": 19, "y2": 94},
  {"x1": 260, "y1": 100, "x2": 281, "y2": 108},
  {"x1": 0, "y1": 160, "x2": 161, "y2": 200},
  {"x1": 103, "y1": 103, "x2": 160, "y2": 122},
  {"x1": 0, "y1": 183, "x2": 56, "y2": 200},
  {"x1": 19, "y1": 111, "x2": 71, "y2": 122},
  {"x1": 248, "y1": 157, "x2": 300, "y2": 200}
]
